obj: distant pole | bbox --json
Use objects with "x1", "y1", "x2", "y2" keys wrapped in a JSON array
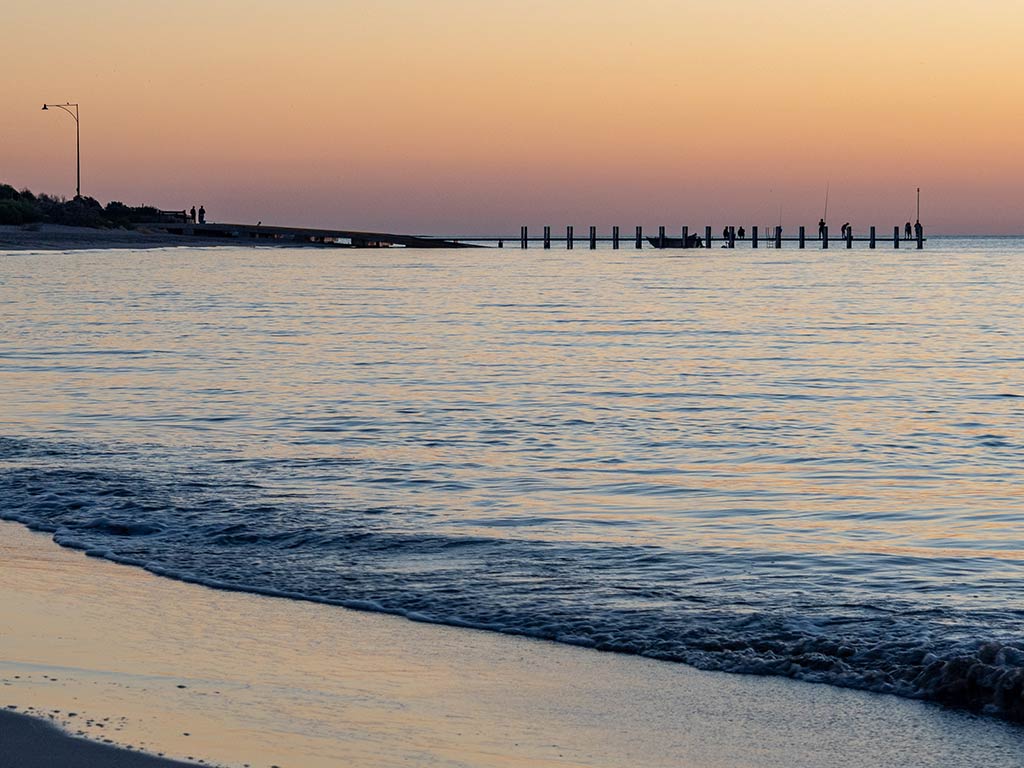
[
  {"x1": 521, "y1": 225, "x2": 528, "y2": 249},
  {"x1": 822, "y1": 225, "x2": 829, "y2": 249},
  {"x1": 775, "y1": 225, "x2": 782, "y2": 249},
  {"x1": 846, "y1": 226, "x2": 852, "y2": 249},
  {"x1": 799, "y1": 225, "x2": 805, "y2": 248},
  {"x1": 612, "y1": 225, "x2": 619, "y2": 249},
  {"x1": 894, "y1": 225, "x2": 900, "y2": 248},
  {"x1": 752, "y1": 225, "x2": 759, "y2": 249},
  {"x1": 567, "y1": 225, "x2": 574, "y2": 249},
  {"x1": 589, "y1": 226, "x2": 596, "y2": 250},
  {"x1": 635, "y1": 225, "x2": 642, "y2": 249},
  {"x1": 705, "y1": 225, "x2": 712, "y2": 249},
  {"x1": 41, "y1": 102, "x2": 80, "y2": 198},
  {"x1": 869, "y1": 226, "x2": 876, "y2": 249},
  {"x1": 543, "y1": 225, "x2": 551, "y2": 249},
  {"x1": 917, "y1": 187, "x2": 921, "y2": 222}
]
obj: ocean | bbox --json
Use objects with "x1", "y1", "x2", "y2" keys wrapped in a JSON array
[{"x1": 1, "y1": 238, "x2": 1022, "y2": 722}]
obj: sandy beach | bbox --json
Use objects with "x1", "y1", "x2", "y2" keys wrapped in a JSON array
[
  {"x1": 1, "y1": 521, "x2": 1022, "y2": 768},
  {"x1": 0, "y1": 224, "x2": 238, "y2": 251}
]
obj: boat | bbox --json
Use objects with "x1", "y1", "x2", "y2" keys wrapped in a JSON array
[{"x1": 646, "y1": 233, "x2": 704, "y2": 249}]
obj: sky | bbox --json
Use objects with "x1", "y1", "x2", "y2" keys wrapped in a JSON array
[{"x1": 3, "y1": 0, "x2": 1023, "y2": 234}]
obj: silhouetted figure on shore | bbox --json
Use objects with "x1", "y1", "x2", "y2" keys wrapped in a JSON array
[
  {"x1": 198, "y1": 205, "x2": 206, "y2": 224},
  {"x1": 905, "y1": 222, "x2": 912, "y2": 239},
  {"x1": 914, "y1": 220, "x2": 923, "y2": 240},
  {"x1": 818, "y1": 218, "x2": 826, "y2": 240},
  {"x1": 841, "y1": 222, "x2": 851, "y2": 238},
  {"x1": 722, "y1": 226, "x2": 729, "y2": 241},
  {"x1": 737, "y1": 226, "x2": 746, "y2": 239},
  {"x1": 190, "y1": 206, "x2": 197, "y2": 224}
]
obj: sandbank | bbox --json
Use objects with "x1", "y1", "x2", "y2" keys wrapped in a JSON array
[{"x1": 2, "y1": 521, "x2": 1022, "y2": 768}]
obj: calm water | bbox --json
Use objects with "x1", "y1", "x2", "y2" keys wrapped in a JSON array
[{"x1": 1, "y1": 238, "x2": 1022, "y2": 720}]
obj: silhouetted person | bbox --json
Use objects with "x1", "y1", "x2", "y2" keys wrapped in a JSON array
[
  {"x1": 905, "y1": 222, "x2": 913, "y2": 239},
  {"x1": 818, "y1": 218, "x2": 826, "y2": 240},
  {"x1": 198, "y1": 205, "x2": 206, "y2": 224},
  {"x1": 722, "y1": 226, "x2": 729, "y2": 241},
  {"x1": 190, "y1": 205, "x2": 197, "y2": 224},
  {"x1": 841, "y1": 222, "x2": 850, "y2": 238},
  {"x1": 914, "y1": 220, "x2": 923, "y2": 240},
  {"x1": 737, "y1": 226, "x2": 746, "y2": 239}
]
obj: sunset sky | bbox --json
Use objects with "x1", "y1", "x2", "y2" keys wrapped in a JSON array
[{"x1": 3, "y1": 0, "x2": 1022, "y2": 233}]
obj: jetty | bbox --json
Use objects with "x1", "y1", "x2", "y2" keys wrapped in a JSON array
[{"x1": 147, "y1": 219, "x2": 925, "y2": 250}]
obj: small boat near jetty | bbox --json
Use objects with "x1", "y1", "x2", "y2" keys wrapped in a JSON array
[{"x1": 647, "y1": 233, "x2": 704, "y2": 249}]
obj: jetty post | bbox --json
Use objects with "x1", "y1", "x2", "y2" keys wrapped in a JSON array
[
  {"x1": 543, "y1": 225, "x2": 551, "y2": 249},
  {"x1": 917, "y1": 228, "x2": 924, "y2": 249},
  {"x1": 521, "y1": 226, "x2": 528, "y2": 249},
  {"x1": 870, "y1": 226, "x2": 876, "y2": 249},
  {"x1": 846, "y1": 227, "x2": 853, "y2": 249},
  {"x1": 705, "y1": 225, "x2": 712, "y2": 249},
  {"x1": 729, "y1": 226, "x2": 736, "y2": 249},
  {"x1": 822, "y1": 225, "x2": 829, "y2": 248},
  {"x1": 894, "y1": 226, "x2": 900, "y2": 248},
  {"x1": 799, "y1": 226, "x2": 805, "y2": 248},
  {"x1": 589, "y1": 226, "x2": 597, "y2": 250},
  {"x1": 681, "y1": 225, "x2": 688, "y2": 246},
  {"x1": 658, "y1": 225, "x2": 665, "y2": 248},
  {"x1": 775, "y1": 226, "x2": 782, "y2": 249},
  {"x1": 567, "y1": 225, "x2": 574, "y2": 249},
  {"x1": 752, "y1": 225, "x2": 759, "y2": 248},
  {"x1": 635, "y1": 226, "x2": 643, "y2": 249},
  {"x1": 612, "y1": 225, "x2": 619, "y2": 249}
]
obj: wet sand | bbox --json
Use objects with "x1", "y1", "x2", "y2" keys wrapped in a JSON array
[{"x1": 2, "y1": 521, "x2": 1022, "y2": 768}]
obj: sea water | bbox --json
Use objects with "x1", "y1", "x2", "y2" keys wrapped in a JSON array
[{"x1": 1, "y1": 238, "x2": 1021, "y2": 721}]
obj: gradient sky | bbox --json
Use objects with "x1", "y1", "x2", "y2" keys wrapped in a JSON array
[{"x1": 3, "y1": 0, "x2": 1022, "y2": 233}]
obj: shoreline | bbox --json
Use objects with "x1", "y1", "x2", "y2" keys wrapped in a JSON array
[
  {"x1": 0, "y1": 223, "x2": 241, "y2": 251},
  {"x1": 3, "y1": 520, "x2": 1024, "y2": 768}
]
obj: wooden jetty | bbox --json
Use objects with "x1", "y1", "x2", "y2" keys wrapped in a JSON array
[
  {"x1": 451, "y1": 224, "x2": 926, "y2": 250},
  {"x1": 150, "y1": 221, "x2": 481, "y2": 248}
]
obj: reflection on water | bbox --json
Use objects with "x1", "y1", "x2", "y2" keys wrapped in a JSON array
[{"x1": 1, "y1": 238, "x2": 1022, "y2": 719}]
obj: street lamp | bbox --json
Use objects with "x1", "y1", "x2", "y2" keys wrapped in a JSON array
[{"x1": 41, "y1": 103, "x2": 80, "y2": 199}]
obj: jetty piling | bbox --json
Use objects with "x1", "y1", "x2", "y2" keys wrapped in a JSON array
[
  {"x1": 799, "y1": 226, "x2": 806, "y2": 248},
  {"x1": 590, "y1": 226, "x2": 597, "y2": 250},
  {"x1": 612, "y1": 225, "x2": 619, "y2": 249},
  {"x1": 894, "y1": 226, "x2": 900, "y2": 248},
  {"x1": 775, "y1": 226, "x2": 782, "y2": 249},
  {"x1": 544, "y1": 225, "x2": 551, "y2": 249},
  {"x1": 870, "y1": 226, "x2": 876, "y2": 249},
  {"x1": 823, "y1": 225, "x2": 829, "y2": 248},
  {"x1": 521, "y1": 226, "x2": 528, "y2": 249},
  {"x1": 752, "y1": 225, "x2": 759, "y2": 248},
  {"x1": 682, "y1": 225, "x2": 688, "y2": 246},
  {"x1": 635, "y1": 226, "x2": 643, "y2": 249}
]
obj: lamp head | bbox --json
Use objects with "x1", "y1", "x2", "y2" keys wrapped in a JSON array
[{"x1": 41, "y1": 104, "x2": 48, "y2": 110}]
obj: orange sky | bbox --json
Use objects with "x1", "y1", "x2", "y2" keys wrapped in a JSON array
[{"x1": 3, "y1": 0, "x2": 1022, "y2": 233}]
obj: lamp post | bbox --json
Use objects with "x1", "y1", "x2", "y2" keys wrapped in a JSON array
[{"x1": 41, "y1": 103, "x2": 80, "y2": 199}]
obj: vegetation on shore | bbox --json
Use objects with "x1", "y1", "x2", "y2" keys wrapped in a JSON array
[{"x1": 0, "y1": 183, "x2": 167, "y2": 229}]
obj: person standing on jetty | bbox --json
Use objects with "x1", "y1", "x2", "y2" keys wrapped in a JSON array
[
  {"x1": 914, "y1": 220, "x2": 923, "y2": 240},
  {"x1": 818, "y1": 218, "x2": 826, "y2": 240},
  {"x1": 190, "y1": 205, "x2": 197, "y2": 224},
  {"x1": 905, "y1": 221, "x2": 913, "y2": 239},
  {"x1": 198, "y1": 205, "x2": 206, "y2": 224},
  {"x1": 737, "y1": 226, "x2": 746, "y2": 239}
]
